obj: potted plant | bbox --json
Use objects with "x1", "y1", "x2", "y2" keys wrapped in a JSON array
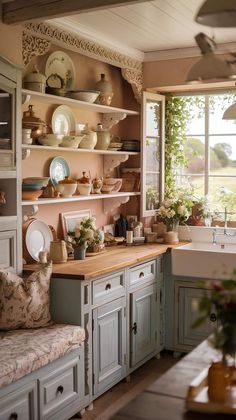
[{"x1": 68, "y1": 216, "x2": 97, "y2": 260}]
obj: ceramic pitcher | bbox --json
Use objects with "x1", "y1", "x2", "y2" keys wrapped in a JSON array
[{"x1": 49, "y1": 240, "x2": 67, "y2": 263}]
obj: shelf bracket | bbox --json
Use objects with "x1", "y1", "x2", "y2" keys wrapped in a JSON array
[
  {"x1": 22, "y1": 205, "x2": 38, "y2": 223},
  {"x1": 103, "y1": 195, "x2": 130, "y2": 214},
  {"x1": 102, "y1": 112, "x2": 126, "y2": 130},
  {"x1": 104, "y1": 154, "x2": 129, "y2": 175}
]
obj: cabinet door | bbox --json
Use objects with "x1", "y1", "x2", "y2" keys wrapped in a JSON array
[
  {"x1": 141, "y1": 91, "x2": 165, "y2": 217},
  {"x1": 0, "y1": 229, "x2": 16, "y2": 271},
  {"x1": 130, "y1": 284, "x2": 157, "y2": 367},
  {"x1": 176, "y1": 281, "x2": 217, "y2": 349},
  {"x1": 93, "y1": 297, "x2": 126, "y2": 397}
]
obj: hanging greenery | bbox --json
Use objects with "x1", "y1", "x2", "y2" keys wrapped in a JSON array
[{"x1": 165, "y1": 94, "x2": 191, "y2": 193}]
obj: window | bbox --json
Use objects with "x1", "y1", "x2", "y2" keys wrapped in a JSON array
[{"x1": 175, "y1": 92, "x2": 236, "y2": 213}]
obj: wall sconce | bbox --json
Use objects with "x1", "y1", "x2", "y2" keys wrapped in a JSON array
[
  {"x1": 186, "y1": 33, "x2": 236, "y2": 84},
  {"x1": 195, "y1": 0, "x2": 236, "y2": 27}
]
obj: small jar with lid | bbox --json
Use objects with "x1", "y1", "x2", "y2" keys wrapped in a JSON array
[
  {"x1": 23, "y1": 65, "x2": 46, "y2": 93},
  {"x1": 56, "y1": 176, "x2": 77, "y2": 197}
]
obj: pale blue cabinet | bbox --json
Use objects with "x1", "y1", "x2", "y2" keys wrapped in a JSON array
[
  {"x1": 176, "y1": 281, "x2": 217, "y2": 350},
  {"x1": 92, "y1": 296, "x2": 126, "y2": 397},
  {"x1": 130, "y1": 283, "x2": 157, "y2": 367}
]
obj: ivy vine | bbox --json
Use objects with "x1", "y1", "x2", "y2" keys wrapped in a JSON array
[{"x1": 165, "y1": 94, "x2": 190, "y2": 192}]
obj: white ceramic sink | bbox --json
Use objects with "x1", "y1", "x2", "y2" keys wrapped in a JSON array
[{"x1": 171, "y1": 242, "x2": 236, "y2": 279}]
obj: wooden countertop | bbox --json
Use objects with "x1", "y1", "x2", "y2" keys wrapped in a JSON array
[
  {"x1": 24, "y1": 243, "x2": 183, "y2": 280},
  {"x1": 112, "y1": 340, "x2": 228, "y2": 420}
]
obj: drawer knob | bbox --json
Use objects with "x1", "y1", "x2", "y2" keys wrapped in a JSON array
[
  {"x1": 57, "y1": 385, "x2": 64, "y2": 394},
  {"x1": 139, "y1": 272, "x2": 144, "y2": 278},
  {"x1": 105, "y1": 283, "x2": 111, "y2": 290},
  {"x1": 9, "y1": 414, "x2": 18, "y2": 420},
  {"x1": 210, "y1": 313, "x2": 217, "y2": 322}
]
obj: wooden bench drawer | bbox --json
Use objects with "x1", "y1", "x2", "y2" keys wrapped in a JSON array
[
  {"x1": 39, "y1": 357, "x2": 80, "y2": 419},
  {"x1": 92, "y1": 271, "x2": 125, "y2": 306},
  {"x1": 129, "y1": 260, "x2": 156, "y2": 288},
  {"x1": 0, "y1": 382, "x2": 36, "y2": 420}
]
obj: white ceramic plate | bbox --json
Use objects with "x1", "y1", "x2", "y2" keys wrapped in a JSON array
[
  {"x1": 45, "y1": 50, "x2": 75, "y2": 90},
  {"x1": 52, "y1": 105, "x2": 76, "y2": 136},
  {"x1": 25, "y1": 219, "x2": 53, "y2": 261}
]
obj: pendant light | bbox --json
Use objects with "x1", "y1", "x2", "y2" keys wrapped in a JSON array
[
  {"x1": 222, "y1": 103, "x2": 236, "y2": 119},
  {"x1": 186, "y1": 33, "x2": 236, "y2": 84},
  {"x1": 195, "y1": 0, "x2": 236, "y2": 27}
]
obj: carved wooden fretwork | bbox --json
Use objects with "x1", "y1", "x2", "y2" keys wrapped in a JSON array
[
  {"x1": 102, "y1": 112, "x2": 126, "y2": 130},
  {"x1": 104, "y1": 154, "x2": 129, "y2": 175},
  {"x1": 22, "y1": 31, "x2": 51, "y2": 66},
  {"x1": 103, "y1": 196, "x2": 130, "y2": 214},
  {"x1": 121, "y1": 68, "x2": 143, "y2": 103},
  {"x1": 24, "y1": 22, "x2": 142, "y2": 72}
]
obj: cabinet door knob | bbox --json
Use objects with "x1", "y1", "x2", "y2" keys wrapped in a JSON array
[
  {"x1": 105, "y1": 283, "x2": 111, "y2": 290},
  {"x1": 9, "y1": 414, "x2": 18, "y2": 420},
  {"x1": 139, "y1": 272, "x2": 144, "y2": 278},
  {"x1": 210, "y1": 313, "x2": 217, "y2": 322},
  {"x1": 57, "y1": 385, "x2": 64, "y2": 394},
  {"x1": 132, "y1": 322, "x2": 137, "y2": 335}
]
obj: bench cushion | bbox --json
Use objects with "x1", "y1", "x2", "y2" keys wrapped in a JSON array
[{"x1": 0, "y1": 324, "x2": 85, "y2": 388}]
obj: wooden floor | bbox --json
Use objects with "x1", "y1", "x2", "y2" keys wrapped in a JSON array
[{"x1": 71, "y1": 352, "x2": 177, "y2": 420}]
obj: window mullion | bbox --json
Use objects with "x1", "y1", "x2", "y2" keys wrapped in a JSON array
[{"x1": 205, "y1": 95, "x2": 209, "y2": 196}]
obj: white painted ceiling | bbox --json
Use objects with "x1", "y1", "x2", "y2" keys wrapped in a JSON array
[{"x1": 51, "y1": 0, "x2": 236, "y2": 61}]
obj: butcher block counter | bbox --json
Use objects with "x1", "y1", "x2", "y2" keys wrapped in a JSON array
[{"x1": 24, "y1": 243, "x2": 183, "y2": 280}]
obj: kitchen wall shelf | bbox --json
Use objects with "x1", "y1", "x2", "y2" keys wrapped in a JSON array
[
  {"x1": 21, "y1": 144, "x2": 139, "y2": 156},
  {"x1": 22, "y1": 89, "x2": 139, "y2": 116},
  {"x1": 21, "y1": 192, "x2": 140, "y2": 206}
]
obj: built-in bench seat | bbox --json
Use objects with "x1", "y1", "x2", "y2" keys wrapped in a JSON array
[
  {"x1": 0, "y1": 324, "x2": 86, "y2": 420},
  {"x1": 0, "y1": 324, "x2": 85, "y2": 388}
]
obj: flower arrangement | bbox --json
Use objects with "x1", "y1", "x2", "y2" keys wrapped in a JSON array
[
  {"x1": 156, "y1": 189, "x2": 193, "y2": 230},
  {"x1": 68, "y1": 216, "x2": 104, "y2": 252},
  {"x1": 194, "y1": 278, "x2": 236, "y2": 361}
]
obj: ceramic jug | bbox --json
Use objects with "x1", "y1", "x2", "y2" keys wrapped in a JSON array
[
  {"x1": 79, "y1": 124, "x2": 97, "y2": 149},
  {"x1": 49, "y1": 240, "x2": 67, "y2": 263},
  {"x1": 95, "y1": 74, "x2": 113, "y2": 106},
  {"x1": 95, "y1": 123, "x2": 111, "y2": 150}
]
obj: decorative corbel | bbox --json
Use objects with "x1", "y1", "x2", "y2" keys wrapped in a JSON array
[
  {"x1": 104, "y1": 154, "x2": 129, "y2": 175},
  {"x1": 22, "y1": 30, "x2": 51, "y2": 66},
  {"x1": 102, "y1": 112, "x2": 126, "y2": 130},
  {"x1": 121, "y1": 68, "x2": 143, "y2": 103},
  {"x1": 103, "y1": 196, "x2": 130, "y2": 214}
]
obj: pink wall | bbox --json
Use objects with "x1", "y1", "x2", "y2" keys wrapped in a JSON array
[
  {"x1": 0, "y1": 23, "x2": 22, "y2": 65},
  {"x1": 22, "y1": 45, "x2": 140, "y2": 237}
]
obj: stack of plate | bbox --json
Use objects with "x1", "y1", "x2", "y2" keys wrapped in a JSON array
[
  {"x1": 108, "y1": 142, "x2": 123, "y2": 151},
  {"x1": 122, "y1": 140, "x2": 140, "y2": 152}
]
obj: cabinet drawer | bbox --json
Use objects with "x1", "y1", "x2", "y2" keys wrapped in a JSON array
[
  {"x1": 92, "y1": 271, "x2": 125, "y2": 306},
  {"x1": 129, "y1": 260, "x2": 156, "y2": 288},
  {"x1": 39, "y1": 357, "x2": 79, "y2": 419},
  {"x1": 0, "y1": 230, "x2": 16, "y2": 272},
  {"x1": 0, "y1": 382, "x2": 36, "y2": 420}
]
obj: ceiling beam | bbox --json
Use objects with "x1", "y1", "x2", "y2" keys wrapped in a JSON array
[{"x1": 2, "y1": 0, "x2": 151, "y2": 25}]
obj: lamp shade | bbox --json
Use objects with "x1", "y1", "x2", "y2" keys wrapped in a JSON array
[
  {"x1": 223, "y1": 103, "x2": 236, "y2": 119},
  {"x1": 195, "y1": 0, "x2": 236, "y2": 27},
  {"x1": 186, "y1": 52, "x2": 236, "y2": 84}
]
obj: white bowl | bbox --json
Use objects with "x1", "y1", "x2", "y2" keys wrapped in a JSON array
[
  {"x1": 69, "y1": 90, "x2": 100, "y2": 103},
  {"x1": 38, "y1": 134, "x2": 63, "y2": 147},
  {"x1": 77, "y1": 183, "x2": 92, "y2": 195},
  {"x1": 60, "y1": 135, "x2": 85, "y2": 148},
  {"x1": 56, "y1": 182, "x2": 77, "y2": 197}
]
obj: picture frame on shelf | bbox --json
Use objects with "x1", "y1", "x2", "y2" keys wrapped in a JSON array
[
  {"x1": 60, "y1": 209, "x2": 91, "y2": 240},
  {"x1": 103, "y1": 224, "x2": 115, "y2": 236},
  {"x1": 126, "y1": 215, "x2": 137, "y2": 229}
]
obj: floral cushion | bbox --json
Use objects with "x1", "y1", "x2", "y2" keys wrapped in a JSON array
[
  {"x1": 0, "y1": 262, "x2": 52, "y2": 330},
  {"x1": 0, "y1": 324, "x2": 85, "y2": 388}
]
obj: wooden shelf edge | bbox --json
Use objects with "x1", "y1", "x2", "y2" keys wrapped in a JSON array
[
  {"x1": 21, "y1": 144, "x2": 139, "y2": 156},
  {"x1": 21, "y1": 192, "x2": 141, "y2": 206}
]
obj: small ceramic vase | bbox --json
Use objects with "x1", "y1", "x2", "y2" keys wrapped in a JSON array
[
  {"x1": 95, "y1": 74, "x2": 113, "y2": 106},
  {"x1": 74, "y1": 244, "x2": 86, "y2": 260}
]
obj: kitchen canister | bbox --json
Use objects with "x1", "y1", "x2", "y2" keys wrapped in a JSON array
[{"x1": 23, "y1": 65, "x2": 46, "y2": 93}]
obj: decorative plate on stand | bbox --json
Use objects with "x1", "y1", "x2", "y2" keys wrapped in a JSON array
[{"x1": 45, "y1": 50, "x2": 75, "y2": 90}]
